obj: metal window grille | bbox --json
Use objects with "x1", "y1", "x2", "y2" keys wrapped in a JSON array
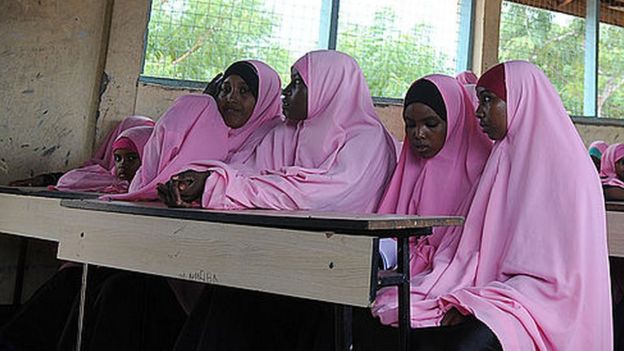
[
  {"x1": 142, "y1": 0, "x2": 469, "y2": 99},
  {"x1": 143, "y1": 0, "x2": 324, "y2": 86},
  {"x1": 599, "y1": 6, "x2": 624, "y2": 119},
  {"x1": 335, "y1": 0, "x2": 464, "y2": 98},
  {"x1": 499, "y1": 0, "x2": 587, "y2": 116}
]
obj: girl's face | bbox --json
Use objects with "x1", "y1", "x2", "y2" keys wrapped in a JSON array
[
  {"x1": 114, "y1": 148, "x2": 141, "y2": 182},
  {"x1": 591, "y1": 156, "x2": 601, "y2": 172},
  {"x1": 281, "y1": 68, "x2": 308, "y2": 122},
  {"x1": 476, "y1": 87, "x2": 508, "y2": 141},
  {"x1": 217, "y1": 74, "x2": 257, "y2": 129},
  {"x1": 616, "y1": 158, "x2": 624, "y2": 181},
  {"x1": 403, "y1": 102, "x2": 447, "y2": 159}
]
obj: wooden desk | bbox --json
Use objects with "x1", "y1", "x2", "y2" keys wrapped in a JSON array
[
  {"x1": 0, "y1": 189, "x2": 463, "y2": 351},
  {"x1": 0, "y1": 187, "x2": 99, "y2": 307},
  {"x1": 0, "y1": 187, "x2": 99, "y2": 242},
  {"x1": 607, "y1": 201, "x2": 624, "y2": 257},
  {"x1": 58, "y1": 200, "x2": 461, "y2": 351}
]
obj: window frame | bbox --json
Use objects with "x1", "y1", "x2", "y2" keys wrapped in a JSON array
[{"x1": 138, "y1": 0, "x2": 476, "y2": 103}]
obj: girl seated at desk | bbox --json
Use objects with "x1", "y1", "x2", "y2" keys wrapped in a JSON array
[
  {"x1": 354, "y1": 73, "x2": 493, "y2": 350},
  {"x1": 370, "y1": 61, "x2": 611, "y2": 350},
  {"x1": 8, "y1": 115, "x2": 154, "y2": 188},
  {"x1": 0, "y1": 124, "x2": 153, "y2": 351},
  {"x1": 104, "y1": 60, "x2": 283, "y2": 202},
  {"x1": 52, "y1": 125, "x2": 154, "y2": 193},
  {"x1": 589, "y1": 140, "x2": 609, "y2": 172},
  {"x1": 601, "y1": 143, "x2": 624, "y2": 201}
]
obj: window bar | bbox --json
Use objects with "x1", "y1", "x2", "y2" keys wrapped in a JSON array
[
  {"x1": 141, "y1": 0, "x2": 155, "y2": 75},
  {"x1": 328, "y1": 0, "x2": 340, "y2": 50},
  {"x1": 456, "y1": 0, "x2": 476, "y2": 73},
  {"x1": 584, "y1": 0, "x2": 599, "y2": 117}
]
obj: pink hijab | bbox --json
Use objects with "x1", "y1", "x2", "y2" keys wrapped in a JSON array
[
  {"x1": 186, "y1": 50, "x2": 397, "y2": 213},
  {"x1": 84, "y1": 115, "x2": 155, "y2": 168},
  {"x1": 456, "y1": 71, "x2": 479, "y2": 107},
  {"x1": 600, "y1": 143, "x2": 624, "y2": 188},
  {"x1": 373, "y1": 61, "x2": 612, "y2": 350},
  {"x1": 54, "y1": 125, "x2": 154, "y2": 193},
  {"x1": 103, "y1": 60, "x2": 282, "y2": 201},
  {"x1": 375, "y1": 74, "x2": 491, "y2": 273},
  {"x1": 590, "y1": 140, "x2": 609, "y2": 157}
]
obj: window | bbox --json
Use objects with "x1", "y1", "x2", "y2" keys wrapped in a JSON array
[
  {"x1": 143, "y1": 0, "x2": 325, "y2": 85},
  {"x1": 336, "y1": 0, "x2": 463, "y2": 98},
  {"x1": 499, "y1": 0, "x2": 624, "y2": 119},
  {"x1": 142, "y1": 0, "x2": 469, "y2": 99},
  {"x1": 599, "y1": 22, "x2": 624, "y2": 119},
  {"x1": 499, "y1": 1, "x2": 586, "y2": 116}
]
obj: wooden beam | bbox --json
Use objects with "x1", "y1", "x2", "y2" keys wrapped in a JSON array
[{"x1": 471, "y1": 0, "x2": 503, "y2": 75}]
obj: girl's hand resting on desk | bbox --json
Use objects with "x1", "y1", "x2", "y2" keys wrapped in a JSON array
[{"x1": 157, "y1": 170, "x2": 210, "y2": 208}]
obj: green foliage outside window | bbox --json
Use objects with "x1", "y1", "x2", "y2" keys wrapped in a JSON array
[
  {"x1": 143, "y1": 0, "x2": 624, "y2": 117},
  {"x1": 499, "y1": 2, "x2": 624, "y2": 118}
]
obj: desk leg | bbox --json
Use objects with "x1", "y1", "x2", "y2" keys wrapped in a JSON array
[
  {"x1": 397, "y1": 237, "x2": 410, "y2": 351},
  {"x1": 334, "y1": 304, "x2": 353, "y2": 351},
  {"x1": 12, "y1": 238, "x2": 28, "y2": 305},
  {"x1": 76, "y1": 263, "x2": 89, "y2": 351}
]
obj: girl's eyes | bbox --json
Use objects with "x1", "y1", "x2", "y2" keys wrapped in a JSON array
[
  {"x1": 114, "y1": 155, "x2": 122, "y2": 162},
  {"x1": 426, "y1": 122, "x2": 439, "y2": 128}
]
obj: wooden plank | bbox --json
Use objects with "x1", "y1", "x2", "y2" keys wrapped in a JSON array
[
  {"x1": 471, "y1": 0, "x2": 503, "y2": 75},
  {"x1": 608, "y1": 210, "x2": 624, "y2": 257},
  {"x1": 606, "y1": 201, "x2": 624, "y2": 211},
  {"x1": 60, "y1": 199, "x2": 464, "y2": 235},
  {"x1": 0, "y1": 193, "x2": 69, "y2": 242},
  {"x1": 0, "y1": 186, "x2": 100, "y2": 200},
  {"x1": 56, "y1": 208, "x2": 375, "y2": 307}
]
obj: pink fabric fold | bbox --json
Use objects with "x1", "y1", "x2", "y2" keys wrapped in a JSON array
[
  {"x1": 102, "y1": 60, "x2": 283, "y2": 202},
  {"x1": 186, "y1": 50, "x2": 398, "y2": 213},
  {"x1": 600, "y1": 143, "x2": 624, "y2": 188},
  {"x1": 455, "y1": 71, "x2": 478, "y2": 85},
  {"x1": 373, "y1": 61, "x2": 612, "y2": 350},
  {"x1": 84, "y1": 115, "x2": 155, "y2": 169},
  {"x1": 374, "y1": 73, "x2": 491, "y2": 281},
  {"x1": 54, "y1": 125, "x2": 154, "y2": 194},
  {"x1": 456, "y1": 71, "x2": 479, "y2": 107}
]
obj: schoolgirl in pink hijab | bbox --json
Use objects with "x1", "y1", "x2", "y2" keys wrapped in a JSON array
[
  {"x1": 159, "y1": 50, "x2": 397, "y2": 213},
  {"x1": 103, "y1": 60, "x2": 282, "y2": 202},
  {"x1": 372, "y1": 61, "x2": 612, "y2": 350},
  {"x1": 590, "y1": 140, "x2": 609, "y2": 171},
  {"x1": 600, "y1": 143, "x2": 624, "y2": 201},
  {"x1": 53, "y1": 124, "x2": 154, "y2": 193},
  {"x1": 374, "y1": 73, "x2": 491, "y2": 292}
]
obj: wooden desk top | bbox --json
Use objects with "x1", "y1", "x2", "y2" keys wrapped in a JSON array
[
  {"x1": 606, "y1": 201, "x2": 624, "y2": 212},
  {"x1": 0, "y1": 186, "x2": 100, "y2": 200},
  {"x1": 61, "y1": 199, "x2": 464, "y2": 236}
]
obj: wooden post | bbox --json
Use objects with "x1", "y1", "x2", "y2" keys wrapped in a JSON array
[{"x1": 470, "y1": 0, "x2": 503, "y2": 76}]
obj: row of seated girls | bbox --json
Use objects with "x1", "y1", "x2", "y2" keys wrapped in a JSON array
[{"x1": 0, "y1": 50, "x2": 613, "y2": 350}]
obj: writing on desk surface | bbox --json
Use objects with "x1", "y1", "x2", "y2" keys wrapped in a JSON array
[{"x1": 179, "y1": 270, "x2": 219, "y2": 283}]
